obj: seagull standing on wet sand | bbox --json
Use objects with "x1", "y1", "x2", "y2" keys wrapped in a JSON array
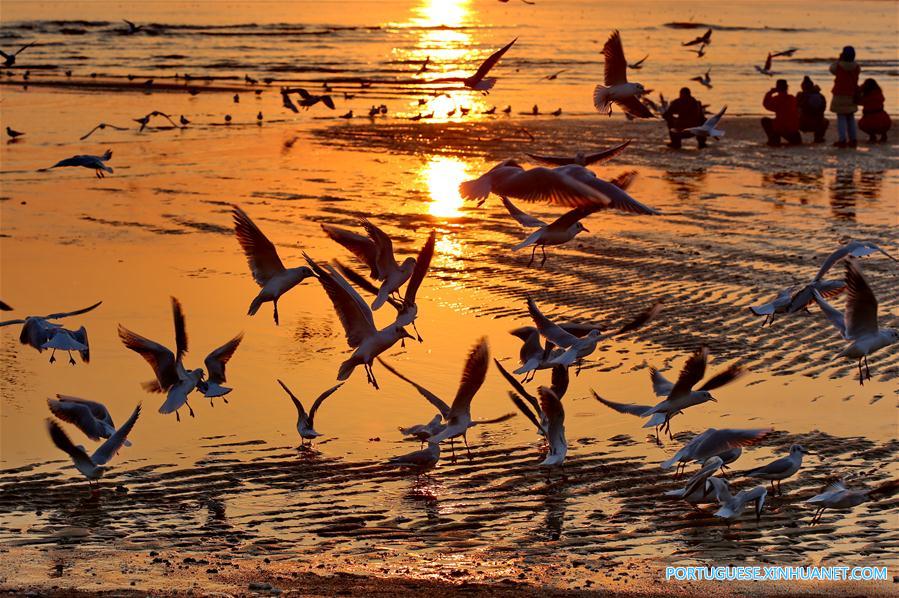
[
  {"x1": 47, "y1": 404, "x2": 141, "y2": 487},
  {"x1": 46, "y1": 150, "x2": 113, "y2": 178},
  {"x1": 379, "y1": 337, "x2": 515, "y2": 460},
  {"x1": 6, "y1": 126, "x2": 24, "y2": 139},
  {"x1": 593, "y1": 31, "x2": 654, "y2": 118},
  {"x1": 278, "y1": 379, "x2": 344, "y2": 446},
  {"x1": 742, "y1": 444, "x2": 809, "y2": 496},
  {"x1": 807, "y1": 479, "x2": 899, "y2": 525},
  {"x1": 47, "y1": 395, "x2": 134, "y2": 447},
  {"x1": 388, "y1": 441, "x2": 440, "y2": 474},
  {"x1": 304, "y1": 255, "x2": 414, "y2": 389},
  {"x1": 812, "y1": 259, "x2": 899, "y2": 384},
  {"x1": 232, "y1": 205, "x2": 315, "y2": 325},
  {"x1": 0, "y1": 301, "x2": 101, "y2": 364}
]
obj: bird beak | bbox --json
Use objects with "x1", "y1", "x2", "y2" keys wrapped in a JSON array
[
  {"x1": 581, "y1": 226, "x2": 589, "y2": 233},
  {"x1": 710, "y1": 397, "x2": 718, "y2": 403}
]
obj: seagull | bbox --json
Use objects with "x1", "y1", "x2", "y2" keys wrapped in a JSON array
[
  {"x1": 807, "y1": 479, "x2": 899, "y2": 525},
  {"x1": 628, "y1": 55, "x2": 649, "y2": 70},
  {"x1": 123, "y1": 19, "x2": 143, "y2": 34},
  {"x1": 643, "y1": 347, "x2": 744, "y2": 438},
  {"x1": 690, "y1": 69, "x2": 712, "y2": 89},
  {"x1": 47, "y1": 150, "x2": 113, "y2": 178},
  {"x1": 304, "y1": 254, "x2": 413, "y2": 389},
  {"x1": 79, "y1": 122, "x2": 129, "y2": 140},
  {"x1": 282, "y1": 88, "x2": 336, "y2": 110},
  {"x1": 334, "y1": 229, "x2": 436, "y2": 343},
  {"x1": 458, "y1": 38, "x2": 517, "y2": 92},
  {"x1": 755, "y1": 53, "x2": 775, "y2": 76},
  {"x1": 594, "y1": 31, "x2": 654, "y2": 118},
  {"x1": 742, "y1": 444, "x2": 809, "y2": 496},
  {"x1": 399, "y1": 414, "x2": 444, "y2": 445},
  {"x1": 379, "y1": 338, "x2": 514, "y2": 459},
  {"x1": 281, "y1": 89, "x2": 299, "y2": 113},
  {"x1": 196, "y1": 334, "x2": 244, "y2": 402},
  {"x1": 687, "y1": 43, "x2": 707, "y2": 58},
  {"x1": 501, "y1": 172, "x2": 655, "y2": 266},
  {"x1": 543, "y1": 69, "x2": 567, "y2": 81},
  {"x1": 526, "y1": 139, "x2": 632, "y2": 167},
  {"x1": 388, "y1": 441, "x2": 440, "y2": 474},
  {"x1": 812, "y1": 259, "x2": 899, "y2": 384},
  {"x1": 661, "y1": 428, "x2": 771, "y2": 476},
  {"x1": 6, "y1": 126, "x2": 24, "y2": 139},
  {"x1": 277, "y1": 379, "x2": 343, "y2": 446},
  {"x1": 505, "y1": 382, "x2": 567, "y2": 467},
  {"x1": 682, "y1": 28, "x2": 712, "y2": 47},
  {"x1": 684, "y1": 105, "x2": 726, "y2": 139},
  {"x1": 714, "y1": 485, "x2": 767, "y2": 523},
  {"x1": 134, "y1": 111, "x2": 178, "y2": 131},
  {"x1": 1, "y1": 41, "x2": 35, "y2": 67},
  {"x1": 321, "y1": 219, "x2": 417, "y2": 311},
  {"x1": 664, "y1": 457, "x2": 726, "y2": 504},
  {"x1": 47, "y1": 395, "x2": 133, "y2": 447},
  {"x1": 460, "y1": 160, "x2": 613, "y2": 208},
  {"x1": 47, "y1": 404, "x2": 141, "y2": 486},
  {"x1": 508, "y1": 321, "x2": 604, "y2": 381},
  {"x1": 0, "y1": 301, "x2": 101, "y2": 363},
  {"x1": 41, "y1": 327, "x2": 90, "y2": 365},
  {"x1": 771, "y1": 47, "x2": 798, "y2": 58},
  {"x1": 749, "y1": 280, "x2": 846, "y2": 326},
  {"x1": 118, "y1": 297, "x2": 207, "y2": 421},
  {"x1": 232, "y1": 205, "x2": 315, "y2": 325},
  {"x1": 812, "y1": 240, "x2": 897, "y2": 281}
]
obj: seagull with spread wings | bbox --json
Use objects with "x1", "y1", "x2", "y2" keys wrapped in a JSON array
[
  {"x1": 47, "y1": 395, "x2": 133, "y2": 447},
  {"x1": 1, "y1": 41, "x2": 35, "y2": 67},
  {"x1": 305, "y1": 254, "x2": 414, "y2": 389},
  {"x1": 690, "y1": 68, "x2": 712, "y2": 89},
  {"x1": 460, "y1": 38, "x2": 517, "y2": 92},
  {"x1": 0, "y1": 301, "x2": 101, "y2": 364},
  {"x1": 47, "y1": 404, "x2": 141, "y2": 486},
  {"x1": 755, "y1": 53, "x2": 775, "y2": 76},
  {"x1": 593, "y1": 31, "x2": 653, "y2": 118},
  {"x1": 682, "y1": 28, "x2": 712, "y2": 47},
  {"x1": 807, "y1": 479, "x2": 899, "y2": 525},
  {"x1": 46, "y1": 150, "x2": 113, "y2": 178},
  {"x1": 80, "y1": 122, "x2": 129, "y2": 140},
  {"x1": 277, "y1": 379, "x2": 344, "y2": 446},
  {"x1": 661, "y1": 428, "x2": 771, "y2": 476},
  {"x1": 526, "y1": 139, "x2": 631, "y2": 167},
  {"x1": 321, "y1": 219, "x2": 418, "y2": 311},
  {"x1": 812, "y1": 259, "x2": 898, "y2": 384},
  {"x1": 197, "y1": 333, "x2": 244, "y2": 402},
  {"x1": 378, "y1": 338, "x2": 515, "y2": 460},
  {"x1": 232, "y1": 205, "x2": 315, "y2": 325}
]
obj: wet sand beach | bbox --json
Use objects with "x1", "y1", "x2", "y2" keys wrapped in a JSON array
[{"x1": 1, "y1": 1, "x2": 898, "y2": 596}]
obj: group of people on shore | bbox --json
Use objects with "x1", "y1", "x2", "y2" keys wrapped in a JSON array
[{"x1": 664, "y1": 45, "x2": 891, "y2": 149}]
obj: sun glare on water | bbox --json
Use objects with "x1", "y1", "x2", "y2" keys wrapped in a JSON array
[{"x1": 424, "y1": 156, "x2": 469, "y2": 217}]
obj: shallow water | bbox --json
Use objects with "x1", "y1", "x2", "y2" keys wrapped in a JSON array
[{"x1": 0, "y1": 1, "x2": 898, "y2": 593}]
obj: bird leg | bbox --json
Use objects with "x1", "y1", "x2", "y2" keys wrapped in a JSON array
[
  {"x1": 864, "y1": 355, "x2": 871, "y2": 380},
  {"x1": 49, "y1": 349, "x2": 57, "y2": 364},
  {"x1": 527, "y1": 245, "x2": 537, "y2": 268},
  {"x1": 770, "y1": 481, "x2": 776, "y2": 496},
  {"x1": 857, "y1": 358, "x2": 864, "y2": 385},
  {"x1": 185, "y1": 399, "x2": 196, "y2": 418},
  {"x1": 412, "y1": 321, "x2": 423, "y2": 343},
  {"x1": 539, "y1": 245, "x2": 548, "y2": 267},
  {"x1": 665, "y1": 419, "x2": 673, "y2": 440},
  {"x1": 366, "y1": 364, "x2": 380, "y2": 390},
  {"x1": 463, "y1": 433, "x2": 472, "y2": 461},
  {"x1": 273, "y1": 300, "x2": 280, "y2": 326},
  {"x1": 449, "y1": 438, "x2": 457, "y2": 463},
  {"x1": 68, "y1": 351, "x2": 76, "y2": 365},
  {"x1": 176, "y1": 410, "x2": 181, "y2": 423}
]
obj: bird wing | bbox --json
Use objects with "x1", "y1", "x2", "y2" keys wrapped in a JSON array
[
  {"x1": 333, "y1": 261, "x2": 382, "y2": 297},
  {"x1": 277, "y1": 379, "x2": 307, "y2": 418},
  {"x1": 499, "y1": 166, "x2": 612, "y2": 208},
  {"x1": 494, "y1": 358, "x2": 539, "y2": 410},
  {"x1": 19, "y1": 318, "x2": 53, "y2": 347},
  {"x1": 170, "y1": 297, "x2": 188, "y2": 362},
  {"x1": 538, "y1": 386, "x2": 565, "y2": 436},
  {"x1": 581, "y1": 139, "x2": 633, "y2": 165},
  {"x1": 546, "y1": 204, "x2": 601, "y2": 233},
  {"x1": 378, "y1": 358, "x2": 450, "y2": 417},
  {"x1": 92, "y1": 404, "x2": 141, "y2": 465},
  {"x1": 615, "y1": 300, "x2": 663, "y2": 335},
  {"x1": 80, "y1": 124, "x2": 102, "y2": 141},
  {"x1": 698, "y1": 363, "x2": 744, "y2": 392},
  {"x1": 359, "y1": 218, "x2": 400, "y2": 276},
  {"x1": 669, "y1": 346, "x2": 709, "y2": 398},
  {"x1": 15, "y1": 41, "x2": 35, "y2": 56},
  {"x1": 308, "y1": 382, "x2": 344, "y2": 425},
  {"x1": 232, "y1": 205, "x2": 286, "y2": 287},
  {"x1": 507, "y1": 391, "x2": 543, "y2": 432},
  {"x1": 305, "y1": 255, "x2": 375, "y2": 348},
  {"x1": 448, "y1": 337, "x2": 490, "y2": 419},
  {"x1": 556, "y1": 166, "x2": 656, "y2": 214},
  {"x1": 650, "y1": 367, "x2": 674, "y2": 396},
  {"x1": 630, "y1": 55, "x2": 648, "y2": 68},
  {"x1": 812, "y1": 289, "x2": 848, "y2": 338},
  {"x1": 615, "y1": 95, "x2": 655, "y2": 119},
  {"x1": 47, "y1": 397, "x2": 104, "y2": 440},
  {"x1": 469, "y1": 38, "x2": 517, "y2": 85},
  {"x1": 705, "y1": 105, "x2": 727, "y2": 128},
  {"x1": 550, "y1": 365, "x2": 569, "y2": 399},
  {"x1": 404, "y1": 230, "x2": 435, "y2": 305},
  {"x1": 44, "y1": 301, "x2": 103, "y2": 320},
  {"x1": 746, "y1": 456, "x2": 792, "y2": 476},
  {"x1": 696, "y1": 428, "x2": 771, "y2": 459},
  {"x1": 527, "y1": 298, "x2": 580, "y2": 348},
  {"x1": 281, "y1": 91, "x2": 299, "y2": 113},
  {"x1": 764, "y1": 53, "x2": 772, "y2": 71},
  {"x1": 47, "y1": 419, "x2": 94, "y2": 469},
  {"x1": 602, "y1": 30, "x2": 629, "y2": 86},
  {"x1": 501, "y1": 197, "x2": 547, "y2": 228},
  {"x1": 321, "y1": 224, "x2": 379, "y2": 279},
  {"x1": 844, "y1": 259, "x2": 879, "y2": 338},
  {"x1": 321, "y1": 95, "x2": 335, "y2": 110},
  {"x1": 592, "y1": 390, "x2": 654, "y2": 416},
  {"x1": 118, "y1": 325, "x2": 180, "y2": 392},
  {"x1": 204, "y1": 333, "x2": 243, "y2": 384},
  {"x1": 525, "y1": 153, "x2": 576, "y2": 167}
]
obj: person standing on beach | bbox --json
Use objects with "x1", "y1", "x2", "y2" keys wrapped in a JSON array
[
  {"x1": 829, "y1": 46, "x2": 860, "y2": 148},
  {"x1": 797, "y1": 76, "x2": 828, "y2": 143},
  {"x1": 761, "y1": 79, "x2": 801, "y2": 146},
  {"x1": 857, "y1": 78, "x2": 891, "y2": 143},
  {"x1": 663, "y1": 87, "x2": 706, "y2": 149}
]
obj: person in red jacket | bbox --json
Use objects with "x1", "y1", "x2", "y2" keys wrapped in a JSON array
[
  {"x1": 857, "y1": 78, "x2": 891, "y2": 142},
  {"x1": 829, "y1": 45, "x2": 861, "y2": 148},
  {"x1": 761, "y1": 79, "x2": 801, "y2": 146}
]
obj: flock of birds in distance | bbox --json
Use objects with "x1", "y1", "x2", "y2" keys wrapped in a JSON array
[{"x1": 1, "y1": 17, "x2": 898, "y2": 529}]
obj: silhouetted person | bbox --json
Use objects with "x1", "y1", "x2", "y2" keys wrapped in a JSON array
[
  {"x1": 857, "y1": 78, "x2": 891, "y2": 143},
  {"x1": 797, "y1": 76, "x2": 828, "y2": 143},
  {"x1": 761, "y1": 79, "x2": 801, "y2": 146},
  {"x1": 663, "y1": 87, "x2": 706, "y2": 149},
  {"x1": 830, "y1": 45, "x2": 860, "y2": 148}
]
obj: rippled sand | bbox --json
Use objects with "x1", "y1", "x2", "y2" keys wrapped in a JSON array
[{"x1": 1, "y1": 79, "x2": 897, "y2": 596}]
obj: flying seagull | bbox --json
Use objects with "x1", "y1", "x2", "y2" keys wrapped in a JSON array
[
  {"x1": 278, "y1": 379, "x2": 344, "y2": 446},
  {"x1": 0, "y1": 301, "x2": 101, "y2": 364},
  {"x1": 1, "y1": 41, "x2": 35, "y2": 67},
  {"x1": 593, "y1": 31, "x2": 653, "y2": 118}
]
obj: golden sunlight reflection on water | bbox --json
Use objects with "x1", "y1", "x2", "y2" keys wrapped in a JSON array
[{"x1": 424, "y1": 156, "x2": 469, "y2": 217}]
